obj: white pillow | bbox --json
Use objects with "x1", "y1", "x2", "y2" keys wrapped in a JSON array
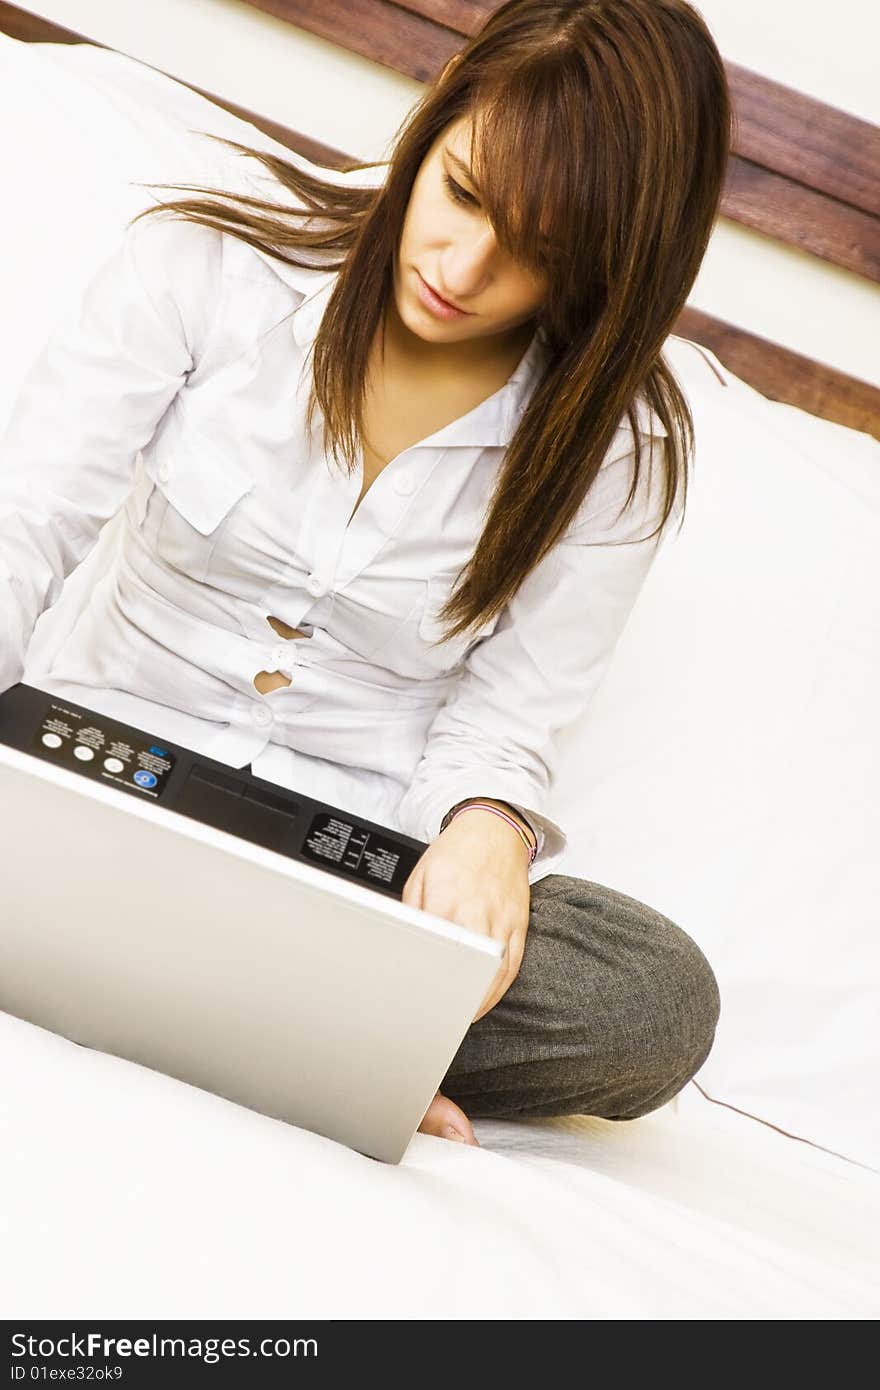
[
  {"x1": 0, "y1": 35, "x2": 343, "y2": 428},
  {"x1": 550, "y1": 341, "x2": 880, "y2": 1170}
]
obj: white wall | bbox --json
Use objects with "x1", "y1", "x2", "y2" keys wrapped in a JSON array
[{"x1": 23, "y1": 0, "x2": 880, "y2": 388}]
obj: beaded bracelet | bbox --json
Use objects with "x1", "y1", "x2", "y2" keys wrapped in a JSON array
[{"x1": 447, "y1": 800, "x2": 538, "y2": 865}]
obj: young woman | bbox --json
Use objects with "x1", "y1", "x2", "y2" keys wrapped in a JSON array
[{"x1": 0, "y1": 0, "x2": 728, "y2": 1145}]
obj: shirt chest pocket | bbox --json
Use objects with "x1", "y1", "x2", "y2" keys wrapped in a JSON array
[
  {"x1": 369, "y1": 569, "x2": 500, "y2": 678},
  {"x1": 145, "y1": 439, "x2": 254, "y2": 583}
]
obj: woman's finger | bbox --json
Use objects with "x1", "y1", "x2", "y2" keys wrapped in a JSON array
[
  {"x1": 424, "y1": 888, "x2": 497, "y2": 940},
  {"x1": 401, "y1": 865, "x2": 424, "y2": 910},
  {"x1": 472, "y1": 928, "x2": 527, "y2": 1021}
]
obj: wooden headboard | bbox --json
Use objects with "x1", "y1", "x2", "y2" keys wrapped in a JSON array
[{"x1": 2, "y1": 0, "x2": 878, "y2": 439}]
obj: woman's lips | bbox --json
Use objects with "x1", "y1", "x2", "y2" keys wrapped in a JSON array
[{"x1": 415, "y1": 271, "x2": 472, "y2": 320}]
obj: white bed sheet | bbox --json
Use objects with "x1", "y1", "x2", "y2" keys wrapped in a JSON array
[
  {"x1": 0, "y1": 1010, "x2": 876, "y2": 1320},
  {"x1": 1, "y1": 32, "x2": 878, "y2": 1318}
]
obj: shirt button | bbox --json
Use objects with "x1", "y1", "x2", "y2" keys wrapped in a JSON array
[
  {"x1": 271, "y1": 644, "x2": 288, "y2": 667},
  {"x1": 393, "y1": 473, "x2": 415, "y2": 496},
  {"x1": 306, "y1": 573, "x2": 328, "y2": 598},
  {"x1": 252, "y1": 706, "x2": 272, "y2": 727},
  {"x1": 158, "y1": 460, "x2": 171, "y2": 484}
]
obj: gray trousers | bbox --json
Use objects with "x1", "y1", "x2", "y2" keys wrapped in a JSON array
[{"x1": 440, "y1": 873, "x2": 720, "y2": 1121}]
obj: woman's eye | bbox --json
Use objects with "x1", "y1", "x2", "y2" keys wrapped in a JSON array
[{"x1": 443, "y1": 173, "x2": 477, "y2": 207}]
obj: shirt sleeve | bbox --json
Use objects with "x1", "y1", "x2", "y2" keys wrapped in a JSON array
[
  {"x1": 0, "y1": 212, "x2": 223, "y2": 694},
  {"x1": 394, "y1": 430, "x2": 677, "y2": 886}
]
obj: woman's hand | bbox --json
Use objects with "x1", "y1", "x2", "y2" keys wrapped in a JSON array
[{"x1": 402, "y1": 803, "x2": 532, "y2": 1022}]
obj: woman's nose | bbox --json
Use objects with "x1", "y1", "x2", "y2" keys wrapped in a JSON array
[{"x1": 441, "y1": 228, "x2": 496, "y2": 296}]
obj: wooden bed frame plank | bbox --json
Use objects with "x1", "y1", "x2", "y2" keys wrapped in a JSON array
[
  {"x1": 676, "y1": 308, "x2": 880, "y2": 440},
  {"x1": 392, "y1": 0, "x2": 487, "y2": 34},
  {"x1": 0, "y1": 2, "x2": 82, "y2": 42},
  {"x1": 726, "y1": 156, "x2": 879, "y2": 282},
  {"x1": 0, "y1": 1, "x2": 877, "y2": 440},
  {"x1": 241, "y1": 0, "x2": 458, "y2": 81},
  {"x1": 726, "y1": 61, "x2": 880, "y2": 220}
]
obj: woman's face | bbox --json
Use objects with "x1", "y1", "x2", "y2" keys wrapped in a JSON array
[{"x1": 393, "y1": 113, "x2": 548, "y2": 347}]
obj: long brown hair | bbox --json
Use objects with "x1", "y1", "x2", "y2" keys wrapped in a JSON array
[{"x1": 133, "y1": 0, "x2": 731, "y2": 646}]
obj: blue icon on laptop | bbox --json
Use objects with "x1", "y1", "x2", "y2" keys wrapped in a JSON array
[
  {"x1": 133, "y1": 770, "x2": 157, "y2": 789},
  {"x1": 149, "y1": 745, "x2": 168, "y2": 757}
]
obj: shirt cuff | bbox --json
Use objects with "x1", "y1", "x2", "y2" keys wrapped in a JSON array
[
  {"x1": 502, "y1": 801, "x2": 546, "y2": 856},
  {"x1": 508, "y1": 804, "x2": 567, "y2": 886}
]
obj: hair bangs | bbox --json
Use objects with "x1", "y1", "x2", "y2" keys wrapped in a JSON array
[{"x1": 468, "y1": 70, "x2": 589, "y2": 285}]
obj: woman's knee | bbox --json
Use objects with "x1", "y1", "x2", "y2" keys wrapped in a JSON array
[
  {"x1": 618, "y1": 912, "x2": 721, "y2": 1117},
  {"x1": 527, "y1": 874, "x2": 721, "y2": 1118}
]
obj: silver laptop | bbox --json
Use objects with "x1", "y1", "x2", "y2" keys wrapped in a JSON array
[{"x1": 0, "y1": 684, "x2": 503, "y2": 1164}]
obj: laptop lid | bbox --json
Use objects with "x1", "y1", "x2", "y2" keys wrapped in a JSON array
[{"x1": 0, "y1": 685, "x2": 504, "y2": 1164}]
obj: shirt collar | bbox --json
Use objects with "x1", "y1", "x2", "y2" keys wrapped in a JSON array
[{"x1": 283, "y1": 270, "x2": 667, "y2": 445}]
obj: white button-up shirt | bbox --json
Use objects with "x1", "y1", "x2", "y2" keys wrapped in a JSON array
[{"x1": 0, "y1": 154, "x2": 671, "y2": 886}]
